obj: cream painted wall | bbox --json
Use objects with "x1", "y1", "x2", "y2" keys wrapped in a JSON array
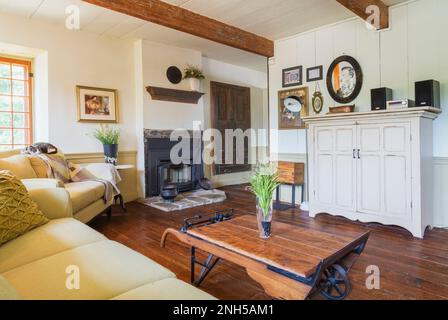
[
  {"x1": 269, "y1": 0, "x2": 448, "y2": 157},
  {"x1": 0, "y1": 13, "x2": 137, "y2": 154},
  {"x1": 141, "y1": 40, "x2": 205, "y2": 131}
]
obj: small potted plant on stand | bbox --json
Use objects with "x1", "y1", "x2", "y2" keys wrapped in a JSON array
[
  {"x1": 92, "y1": 124, "x2": 121, "y2": 165},
  {"x1": 183, "y1": 65, "x2": 205, "y2": 92},
  {"x1": 249, "y1": 164, "x2": 280, "y2": 239}
]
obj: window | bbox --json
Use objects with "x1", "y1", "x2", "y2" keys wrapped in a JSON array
[{"x1": 0, "y1": 57, "x2": 32, "y2": 151}]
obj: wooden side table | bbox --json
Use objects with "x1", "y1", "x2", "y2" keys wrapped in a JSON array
[{"x1": 274, "y1": 161, "x2": 305, "y2": 211}]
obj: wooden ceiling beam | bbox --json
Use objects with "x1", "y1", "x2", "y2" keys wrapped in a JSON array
[
  {"x1": 82, "y1": 0, "x2": 274, "y2": 57},
  {"x1": 336, "y1": 0, "x2": 389, "y2": 30}
]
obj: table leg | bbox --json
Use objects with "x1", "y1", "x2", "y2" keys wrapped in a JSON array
[
  {"x1": 114, "y1": 194, "x2": 126, "y2": 212},
  {"x1": 291, "y1": 185, "x2": 296, "y2": 209},
  {"x1": 191, "y1": 247, "x2": 196, "y2": 284}
]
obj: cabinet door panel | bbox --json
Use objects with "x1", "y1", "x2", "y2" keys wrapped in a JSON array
[
  {"x1": 359, "y1": 127, "x2": 381, "y2": 152},
  {"x1": 314, "y1": 126, "x2": 356, "y2": 211},
  {"x1": 357, "y1": 122, "x2": 411, "y2": 218},
  {"x1": 384, "y1": 155, "x2": 408, "y2": 216},
  {"x1": 336, "y1": 128, "x2": 354, "y2": 152},
  {"x1": 316, "y1": 154, "x2": 333, "y2": 205},
  {"x1": 317, "y1": 129, "x2": 333, "y2": 152},
  {"x1": 382, "y1": 124, "x2": 411, "y2": 218},
  {"x1": 358, "y1": 154, "x2": 382, "y2": 213},
  {"x1": 335, "y1": 154, "x2": 355, "y2": 208},
  {"x1": 383, "y1": 126, "x2": 406, "y2": 152}
]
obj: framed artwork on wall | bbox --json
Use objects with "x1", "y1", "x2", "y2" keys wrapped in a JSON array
[
  {"x1": 306, "y1": 66, "x2": 323, "y2": 82},
  {"x1": 326, "y1": 55, "x2": 363, "y2": 104},
  {"x1": 278, "y1": 87, "x2": 309, "y2": 129},
  {"x1": 282, "y1": 66, "x2": 303, "y2": 88},
  {"x1": 76, "y1": 86, "x2": 119, "y2": 123}
]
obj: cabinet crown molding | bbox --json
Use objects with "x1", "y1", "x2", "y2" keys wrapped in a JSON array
[{"x1": 303, "y1": 107, "x2": 441, "y2": 124}]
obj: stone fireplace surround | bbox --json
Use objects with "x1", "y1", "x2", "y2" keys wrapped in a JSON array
[{"x1": 144, "y1": 129, "x2": 204, "y2": 198}]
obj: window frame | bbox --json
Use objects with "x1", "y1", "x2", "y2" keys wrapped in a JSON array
[{"x1": 0, "y1": 56, "x2": 33, "y2": 150}]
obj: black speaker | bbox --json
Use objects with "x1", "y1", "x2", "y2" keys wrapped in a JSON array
[
  {"x1": 371, "y1": 87, "x2": 393, "y2": 111},
  {"x1": 415, "y1": 80, "x2": 440, "y2": 108}
]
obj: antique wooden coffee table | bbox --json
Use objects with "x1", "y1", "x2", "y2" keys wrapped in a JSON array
[{"x1": 161, "y1": 211, "x2": 370, "y2": 300}]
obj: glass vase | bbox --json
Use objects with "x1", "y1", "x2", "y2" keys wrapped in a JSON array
[{"x1": 256, "y1": 198, "x2": 273, "y2": 239}]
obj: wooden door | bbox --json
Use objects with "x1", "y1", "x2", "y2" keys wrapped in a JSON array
[
  {"x1": 357, "y1": 123, "x2": 411, "y2": 218},
  {"x1": 211, "y1": 81, "x2": 251, "y2": 175}
]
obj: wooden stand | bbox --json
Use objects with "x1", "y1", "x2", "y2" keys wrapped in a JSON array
[{"x1": 274, "y1": 161, "x2": 305, "y2": 211}]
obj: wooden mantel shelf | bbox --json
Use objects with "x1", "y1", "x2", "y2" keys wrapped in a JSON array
[{"x1": 146, "y1": 86, "x2": 205, "y2": 104}]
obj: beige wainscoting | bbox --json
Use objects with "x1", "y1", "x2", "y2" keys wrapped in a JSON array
[
  {"x1": 66, "y1": 151, "x2": 138, "y2": 204},
  {"x1": 434, "y1": 157, "x2": 448, "y2": 228}
]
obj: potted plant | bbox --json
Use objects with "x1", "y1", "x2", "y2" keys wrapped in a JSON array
[
  {"x1": 92, "y1": 124, "x2": 121, "y2": 165},
  {"x1": 183, "y1": 65, "x2": 205, "y2": 92},
  {"x1": 249, "y1": 163, "x2": 280, "y2": 239}
]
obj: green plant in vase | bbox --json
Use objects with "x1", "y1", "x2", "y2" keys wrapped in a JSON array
[
  {"x1": 250, "y1": 163, "x2": 280, "y2": 239},
  {"x1": 91, "y1": 124, "x2": 121, "y2": 165},
  {"x1": 183, "y1": 65, "x2": 205, "y2": 92}
]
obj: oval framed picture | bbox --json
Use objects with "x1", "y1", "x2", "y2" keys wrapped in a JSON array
[
  {"x1": 312, "y1": 91, "x2": 324, "y2": 114},
  {"x1": 326, "y1": 55, "x2": 363, "y2": 104}
]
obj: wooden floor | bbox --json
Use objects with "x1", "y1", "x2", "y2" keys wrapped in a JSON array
[{"x1": 90, "y1": 185, "x2": 448, "y2": 300}]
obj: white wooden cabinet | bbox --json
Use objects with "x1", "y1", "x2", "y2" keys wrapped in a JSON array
[{"x1": 303, "y1": 108, "x2": 441, "y2": 238}]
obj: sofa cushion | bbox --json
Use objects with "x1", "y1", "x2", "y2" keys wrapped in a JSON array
[
  {"x1": 0, "y1": 155, "x2": 37, "y2": 179},
  {"x1": 3, "y1": 240, "x2": 175, "y2": 300},
  {"x1": 65, "y1": 181, "x2": 105, "y2": 213},
  {"x1": 0, "y1": 218, "x2": 106, "y2": 273},
  {"x1": 0, "y1": 275, "x2": 20, "y2": 300},
  {"x1": 112, "y1": 278, "x2": 216, "y2": 300},
  {"x1": 0, "y1": 171, "x2": 49, "y2": 246},
  {"x1": 27, "y1": 156, "x2": 48, "y2": 178}
]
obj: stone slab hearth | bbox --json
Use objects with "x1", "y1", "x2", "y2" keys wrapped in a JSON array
[{"x1": 139, "y1": 189, "x2": 226, "y2": 212}]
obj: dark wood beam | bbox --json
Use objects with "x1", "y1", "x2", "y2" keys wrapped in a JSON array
[
  {"x1": 336, "y1": 0, "x2": 389, "y2": 30},
  {"x1": 82, "y1": 0, "x2": 274, "y2": 57}
]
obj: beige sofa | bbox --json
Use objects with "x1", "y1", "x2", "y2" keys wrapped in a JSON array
[
  {"x1": 0, "y1": 150, "x2": 113, "y2": 223},
  {"x1": 0, "y1": 184, "x2": 214, "y2": 300}
]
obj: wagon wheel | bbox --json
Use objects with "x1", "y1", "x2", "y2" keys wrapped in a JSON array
[{"x1": 319, "y1": 264, "x2": 351, "y2": 300}]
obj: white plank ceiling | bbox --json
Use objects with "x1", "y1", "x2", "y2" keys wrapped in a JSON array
[{"x1": 0, "y1": 0, "x2": 409, "y2": 71}]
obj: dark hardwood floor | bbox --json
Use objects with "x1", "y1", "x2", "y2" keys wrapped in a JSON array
[{"x1": 90, "y1": 185, "x2": 448, "y2": 300}]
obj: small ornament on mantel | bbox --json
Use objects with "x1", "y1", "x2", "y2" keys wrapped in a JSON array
[
  {"x1": 312, "y1": 82, "x2": 324, "y2": 114},
  {"x1": 183, "y1": 65, "x2": 205, "y2": 92}
]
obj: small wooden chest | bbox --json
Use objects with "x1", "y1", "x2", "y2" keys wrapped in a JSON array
[{"x1": 277, "y1": 162, "x2": 305, "y2": 185}]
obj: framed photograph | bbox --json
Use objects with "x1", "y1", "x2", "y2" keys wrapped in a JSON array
[
  {"x1": 76, "y1": 86, "x2": 118, "y2": 123},
  {"x1": 326, "y1": 55, "x2": 363, "y2": 104},
  {"x1": 282, "y1": 66, "x2": 303, "y2": 88},
  {"x1": 307, "y1": 66, "x2": 323, "y2": 82},
  {"x1": 278, "y1": 87, "x2": 309, "y2": 129}
]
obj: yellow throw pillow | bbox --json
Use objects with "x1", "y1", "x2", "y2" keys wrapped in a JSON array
[
  {"x1": 0, "y1": 155, "x2": 37, "y2": 180},
  {"x1": 27, "y1": 156, "x2": 49, "y2": 178},
  {"x1": 0, "y1": 170, "x2": 49, "y2": 246}
]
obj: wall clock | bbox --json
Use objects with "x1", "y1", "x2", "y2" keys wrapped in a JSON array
[{"x1": 166, "y1": 66, "x2": 182, "y2": 84}]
